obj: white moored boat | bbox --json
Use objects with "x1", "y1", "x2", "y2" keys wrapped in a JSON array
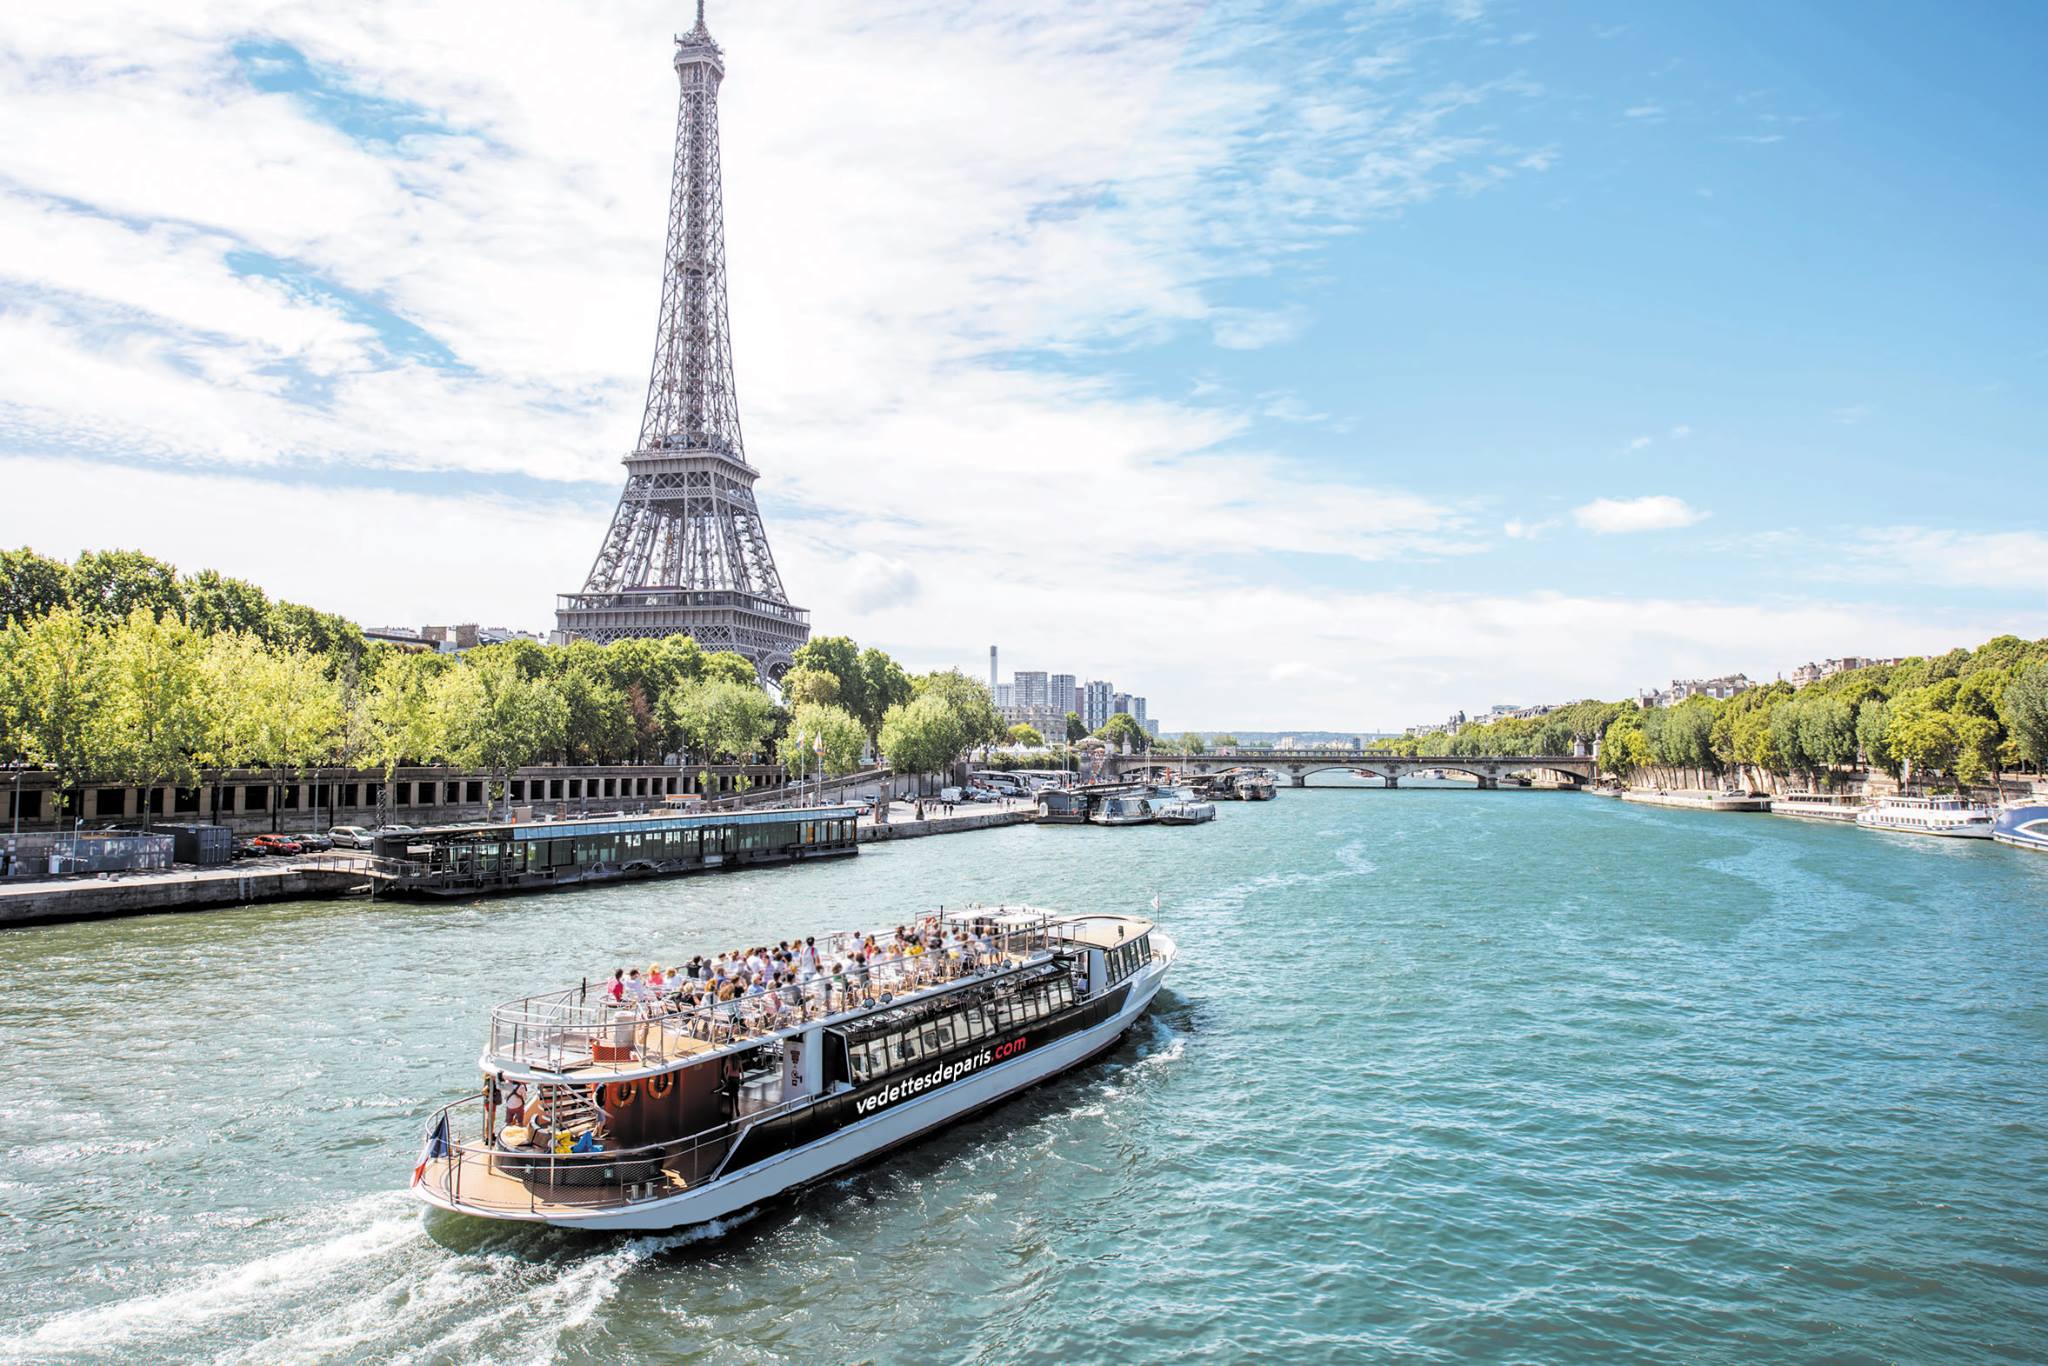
[
  {"x1": 1088, "y1": 795, "x2": 1156, "y2": 826},
  {"x1": 1771, "y1": 791, "x2": 1867, "y2": 823},
  {"x1": 411, "y1": 906, "x2": 1175, "y2": 1232},
  {"x1": 1854, "y1": 794, "x2": 1995, "y2": 839},
  {"x1": 1154, "y1": 799, "x2": 1216, "y2": 826}
]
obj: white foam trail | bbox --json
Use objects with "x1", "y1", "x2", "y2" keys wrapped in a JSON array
[{"x1": 10, "y1": 1192, "x2": 423, "y2": 1359}]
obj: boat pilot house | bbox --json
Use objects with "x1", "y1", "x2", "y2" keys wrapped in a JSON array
[{"x1": 372, "y1": 806, "x2": 860, "y2": 897}]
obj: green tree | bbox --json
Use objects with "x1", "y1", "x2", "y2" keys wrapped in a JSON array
[
  {"x1": 361, "y1": 650, "x2": 456, "y2": 820},
  {"x1": 244, "y1": 645, "x2": 344, "y2": 831},
  {"x1": 857, "y1": 647, "x2": 913, "y2": 753},
  {"x1": 1600, "y1": 712, "x2": 1651, "y2": 778},
  {"x1": 560, "y1": 666, "x2": 632, "y2": 765},
  {"x1": 913, "y1": 670, "x2": 1005, "y2": 753},
  {"x1": 1999, "y1": 663, "x2": 2048, "y2": 769},
  {"x1": 1008, "y1": 723, "x2": 1045, "y2": 748},
  {"x1": 1210, "y1": 734, "x2": 1238, "y2": 749},
  {"x1": 1856, "y1": 699, "x2": 1899, "y2": 779},
  {"x1": 878, "y1": 693, "x2": 969, "y2": 777},
  {"x1": 789, "y1": 702, "x2": 867, "y2": 776},
  {"x1": 0, "y1": 607, "x2": 109, "y2": 814},
  {"x1": 1095, "y1": 712, "x2": 1147, "y2": 752},
  {"x1": 100, "y1": 608, "x2": 205, "y2": 825},
  {"x1": 664, "y1": 679, "x2": 778, "y2": 764},
  {"x1": 701, "y1": 651, "x2": 761, "y2": 687},
  {"x1": 1796, "y1": 696, "x2": 1858, "y2": 774},
  {"x1": 69, "y1": 549, "x2": 184, "y2": 625},
  {"x1": 439, "y1": 652, "x2": 567, "y2": 816},
  {"x1": 1064, "y1": 710, "x2": 1086, "y2": 743},
  {"x1": 781, "y1": 665, "x2": 841, "y2": 709},
  {"x1": 180, "y1": 569, "x2": 270, "y2": 637},
  {"x1": 265, "y1": 599, "x2": 364, "y2": 665},
  {"x1": 792, "y1": 636, "x2": 862, "y2": 709},
  {"x1": 1887, "y1": 683, "x2": 1962, "y2": 785},
  {"x1": 0, "y1": 547, "x2": 72, "y2": 626}
]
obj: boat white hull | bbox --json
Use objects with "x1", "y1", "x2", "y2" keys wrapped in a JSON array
[
  {"x1": 1855, "y1": 818, "x2": 1993, "y2": 839},
  {"x1": 422, "y1": 940, "x2": 1174, "y2": 1232}
]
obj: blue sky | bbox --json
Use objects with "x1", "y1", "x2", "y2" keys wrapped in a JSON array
[{"x1": 0, "y1": 1, "x2": 2041, "y2": 728}]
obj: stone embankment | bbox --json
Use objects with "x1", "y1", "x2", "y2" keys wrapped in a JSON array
[
  {"x1": 1619, "y1": 789, "x2": 1772, "y2": 813},
  {"x1": 0, "y1": 858, "x2": 374, "y2": 928},
  {"x1": 857, "y1": 798, "x2": 1035, "y2": 843}
]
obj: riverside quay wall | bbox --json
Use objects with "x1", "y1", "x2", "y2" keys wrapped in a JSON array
[{"x1": 1, "y1": 762, "x2": 792, "y2": 837}]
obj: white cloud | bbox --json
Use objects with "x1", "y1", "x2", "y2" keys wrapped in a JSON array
[
  {"x1": 1572, "y1": 495, "x2": 1706, "y2": 534},
  {"x1": 1831, "y1": 528, "x2": 2048, "y2": 592},
  {"x1": 1623, "y1": 103, "x2": 1665, "y2": 121},
  {"x1": 1668, "y1": 423, "x2": 1692, "y2": 439},
  {"x1": 1503, "y1": 517, "x2": 1559, "y2": 540},
  {"x1": 1210, "y1": 306, "x2": 1308, "y2": 351},
  {"x1": 1627, "y1": 435, "x2": 1652, "y2": 451}
]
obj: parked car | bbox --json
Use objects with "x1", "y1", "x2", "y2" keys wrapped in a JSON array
[
  {"x1": 376, "y1": 824, "x2": 420, "y2": 841},
  {"x1": 295, "y1": 832, "x2": 333, "y2": 852},
  {"x1": 248, "y1": 834, "x2": 304, "y2": 856},
  {"x1": 232, "y1": 839, "x2": 264, "y2": 861},
  {"x1": 327, "y1": 826, "x2": 372, "y2": 848}
]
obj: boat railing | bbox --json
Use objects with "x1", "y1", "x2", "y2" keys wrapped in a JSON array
[
  {"x1": 485, "y1": 909, "x2": 1080, "y2": 1071},
  {"x1": 417, "y1": 1088, "x2": 815, "y2": 1215}
]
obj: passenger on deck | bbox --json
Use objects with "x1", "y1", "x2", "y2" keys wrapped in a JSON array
[{"x1": 606, "y1": 968, "x2": 627, "y2": 1004}]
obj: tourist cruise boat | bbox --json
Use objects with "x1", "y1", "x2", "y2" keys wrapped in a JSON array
[
  {"x1": 411, "y1": 906, "x2": 1174, "y2": 1231},
  {"x1": 1854, "y1": 794, "x2": 1995, "y2": 839},
  {"x1": 1771, "y1": 791, "x2": 1867, "y2": 823},
  {"x1": 1088, "y1": 795, "x2": 1156, "y2": 826},
  {"x1": 1154, "y1": 799, "x2": 1216, "y2": 826},
  {"x1": 1992, "y1": 800, "x2": 2048, "y2": 853}
]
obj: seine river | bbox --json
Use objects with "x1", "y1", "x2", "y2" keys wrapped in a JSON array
[{"x1": 3, "y1": 783, "x2": 2045, "y2": 1363}]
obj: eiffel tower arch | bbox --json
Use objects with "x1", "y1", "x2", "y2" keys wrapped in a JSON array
[{"x1": 556, "y1": 4, "x2": 809, "y2": 681}]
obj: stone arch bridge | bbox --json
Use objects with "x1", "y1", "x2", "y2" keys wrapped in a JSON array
[{"x1": 1104, "y1": 751, "x2": 1597, "y2": 790}]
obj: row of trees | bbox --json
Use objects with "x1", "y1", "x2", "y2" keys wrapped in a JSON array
[
  {"x1": 1378, "y1": 635, "x2": 2048, "y2": 789},
  {"x1": 0, "y1": 602, "x2": 792, "y2": 822}
]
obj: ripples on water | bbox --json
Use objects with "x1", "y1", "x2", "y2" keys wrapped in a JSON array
[{"x1": 2, "y1": 786, "x2": 2045, "y2": 1363}]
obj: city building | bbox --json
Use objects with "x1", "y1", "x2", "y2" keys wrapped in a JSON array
[
  {"x1": 995, "y1": 683, "x2": 1015, "y2": 708},
  {"x1": 365, "y1": 624, "x2": 544, "y2": 654},
  {"x1": 1789, "y1": 657, "x2": 1902, "y2": 687},
  {"x1": 1013, "y1": 671, "x2": 1049, "y2": 709},
  {"x1": 1081, "y1": 680, "x2": 1115, "y2": 731},
  {"x1": 1638, "y1": 674, "x2": 1755, "y2": 708},
  {"x1": 1048, "y1": 673, "x2": 1077, "y2": 718}
]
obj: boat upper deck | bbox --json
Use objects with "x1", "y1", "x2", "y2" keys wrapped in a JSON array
[{"x1": 481, "y1": 906, "x2": 1151, "y2": 1082}]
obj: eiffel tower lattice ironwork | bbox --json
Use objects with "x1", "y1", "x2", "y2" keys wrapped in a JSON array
[{"x1": 556, "y1": 4, "x2": 808, "y2": 679}]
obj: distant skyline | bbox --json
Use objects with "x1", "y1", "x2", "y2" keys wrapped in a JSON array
[{"x1": 2, "y1": 2, "x2": 2043, "y2": 729}]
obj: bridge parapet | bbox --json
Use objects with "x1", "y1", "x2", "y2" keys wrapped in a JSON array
[{"x1": 1105, "y1": 751, "x2": 1596, "y2": 789}]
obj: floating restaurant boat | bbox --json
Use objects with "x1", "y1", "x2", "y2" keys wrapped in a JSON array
[
  {"x1": 1992, "y1": 800, "x2": 2048, "y2": 853},
  {"x1": 1154, "y1": 799, "x2": 1216, "y2": 826},
  {"x1": 367, "y1": 805, "x2": 861, "y2": 896},
  {"x1": 1088, "y1": 795, "x2": 1157, "y2": 826},
  {"x1": 411, "y1": 907, "x2": 1175, "y2": 1231},
  {"x1": 1854, "y1": 794, "x2": 1995, "y2": 839},
  {"x1": 1771, "y1": 791, "x2": 1867, "y2": 823}
]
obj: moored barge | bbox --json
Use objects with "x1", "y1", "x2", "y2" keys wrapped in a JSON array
[
  {"x1": 371, "y1": 805, "x2": 860, "y2": 897},
  {"x1": 411, "y1": 906, "x2": 1175, "y2": 1231}
]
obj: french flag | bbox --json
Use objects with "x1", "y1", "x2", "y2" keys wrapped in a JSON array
[{"x1": 411, "y1": 1114, "x2": 451, "y2": 1187}]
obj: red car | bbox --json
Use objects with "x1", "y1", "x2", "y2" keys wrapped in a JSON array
[{"x1": 248, "y1": 834, "x2": 304, "y2": 856}]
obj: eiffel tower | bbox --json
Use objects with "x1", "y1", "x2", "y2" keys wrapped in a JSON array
[{"x1": 556, "y1": 4, "x2": 808, "y2": 680}]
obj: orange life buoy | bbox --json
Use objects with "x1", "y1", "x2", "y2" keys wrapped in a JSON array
[
  {"x1": 646, "y1": 1071, "x2": 674, "y2": 1099},
  {"x1": 607, "y1": 1081, "x2": 638, "y2": 1109}
]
